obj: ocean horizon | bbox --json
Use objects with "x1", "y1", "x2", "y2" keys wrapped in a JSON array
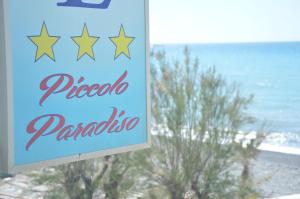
[{"x1": 152, "y1": 41, "x2": 300, "y2": 149}]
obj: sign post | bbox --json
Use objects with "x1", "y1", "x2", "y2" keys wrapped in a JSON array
[{"x1": 0, "y1": 0, "x2": 150, "y2": 174}]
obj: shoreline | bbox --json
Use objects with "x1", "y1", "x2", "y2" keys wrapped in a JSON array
[{"x1": 259, "y1": 144, "x2": 300, "y2": 156}]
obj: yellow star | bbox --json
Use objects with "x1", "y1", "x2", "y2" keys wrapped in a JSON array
[
  {"x1": 72, "y1": 24, "x2": 99, "y2": 60},
  {"x1": 110, "y1": 25, "x2": 135, "y2": 60},
  {"x1": 28, "y1": 22, "x2": 60, "y2": 62}
]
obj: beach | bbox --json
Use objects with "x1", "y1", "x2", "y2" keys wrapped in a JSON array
[
  {"x1": 1, "y1": 150, "x2": 300, "y2": 199},
  {"x1": 254, "y1": 151, "x2": 300, "y2": 198}
]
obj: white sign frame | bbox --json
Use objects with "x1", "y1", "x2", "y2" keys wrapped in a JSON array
[{"x1": 0, "y1": 0, "x2": 151, "y2": 174}]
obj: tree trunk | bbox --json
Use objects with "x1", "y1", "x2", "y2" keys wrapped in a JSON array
[
  {"x1": 241, "y1": 164, "x2": 250, "y2": 184},
  {"x1": 104, "y1": 181, "x2": 119, "y2": 199},
  {"x1": 191, "y1": 182, "x2": 202, "y2": 199},
  {"x1": 191, "y1": 182, "x2": 209, "y2": 199},
  {"x1": 168, "y1": 184, "x2": 184, "y2": 199}
]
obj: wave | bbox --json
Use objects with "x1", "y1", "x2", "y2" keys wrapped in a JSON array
[
  {"x1": 256, "y1": 132, "x2": 300, "y2": 155},
  {"x1": 264, "y1": 132, "x2": 300, "y2": 147}
]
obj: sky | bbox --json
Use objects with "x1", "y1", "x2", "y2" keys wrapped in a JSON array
[{"x1": 149, "y1": 0, "x2": 300, "y2": 44}]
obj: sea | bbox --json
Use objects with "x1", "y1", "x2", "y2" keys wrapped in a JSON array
[{"x1": 152, "y1": 42, "x2": 300, "y2": 149}]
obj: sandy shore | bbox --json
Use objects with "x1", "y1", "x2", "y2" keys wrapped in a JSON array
[
  {"x1": 253, "y1": 151, "x2": 300, "y2": 198},
  {"x1": 0, "y1": 150, "x2": 300, "y2": 198}
]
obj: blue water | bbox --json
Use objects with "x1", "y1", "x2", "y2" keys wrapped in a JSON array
[{"x1": 153, "y1": 42, "x2": 300, "y2": 147}]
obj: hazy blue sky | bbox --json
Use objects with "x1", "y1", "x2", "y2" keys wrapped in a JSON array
[{"x1": 150, "y1": 0, "x2": 300, "y2": 44}]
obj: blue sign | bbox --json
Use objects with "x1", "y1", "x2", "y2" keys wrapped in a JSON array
[
  {"x1": 57, "y1": 0, "x2": 112, "y2": 9},
  {"x1": 0, "y1": 0, "x2": 150, "y2": 172}
]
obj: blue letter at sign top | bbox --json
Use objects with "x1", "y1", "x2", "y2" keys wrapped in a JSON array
[{"x1": 57, "y1": 0, "x2": 111, "y2": 9}]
